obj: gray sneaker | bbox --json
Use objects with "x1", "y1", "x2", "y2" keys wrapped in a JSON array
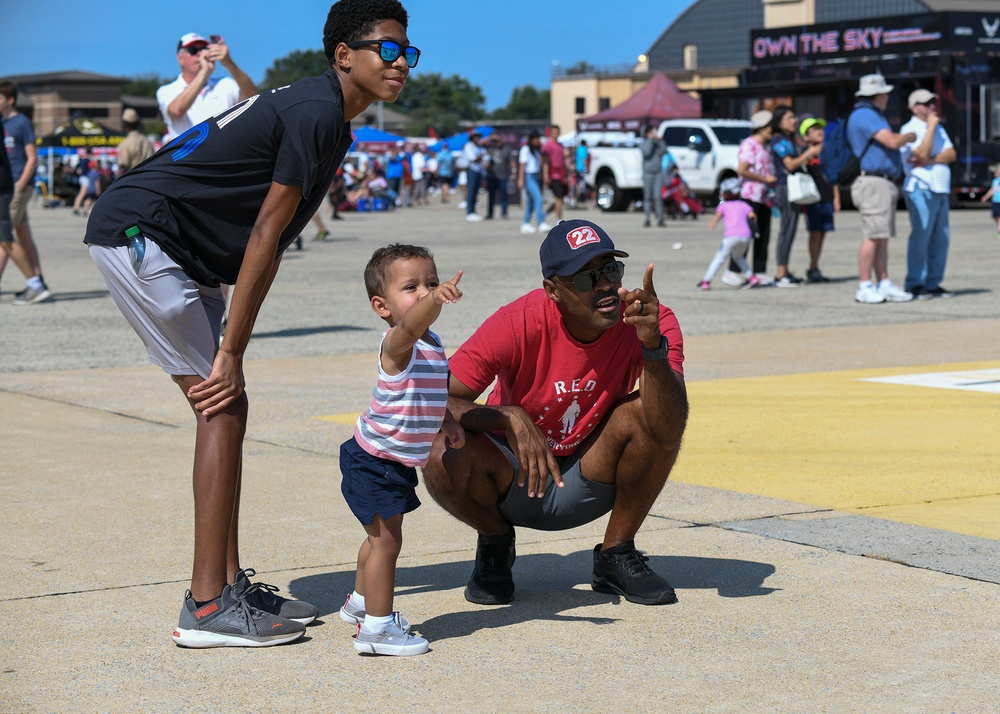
[
  {"x1": 12, "y1": 284, "x2": 52, "y2": 305},
  {"x1": 339, "y1": 597, "x2": 410, "y2": 633},
  {"x1": 231, "y1": 568, "x2": 318, "y2": 625},
  {"x1": 353, "y1": 618, "x2": 428, "y2": 656},
  {"x1": 171, "y1": 584, "x2": 305, "y2": 648}
]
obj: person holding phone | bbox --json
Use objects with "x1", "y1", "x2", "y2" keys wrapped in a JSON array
[{"x1": 156, "y1": 32, "x2": 258, "y2": 143}]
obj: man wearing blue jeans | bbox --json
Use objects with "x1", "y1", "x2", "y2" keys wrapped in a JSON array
[{"x1": 900, "y1": 89, "x2": 956, "y2": 300}]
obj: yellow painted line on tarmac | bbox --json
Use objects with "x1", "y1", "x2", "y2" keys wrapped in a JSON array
[
  {"x1": 315, "y1": 413, "x2": 362, "y2": 426},
  {"x1": 675, "y1": 361, "x2": 1000, "y2": 541}
]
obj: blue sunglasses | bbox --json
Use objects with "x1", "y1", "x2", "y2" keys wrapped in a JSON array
[{"x1": 345, "y1": 39, "x2": 421, "y2": 68}]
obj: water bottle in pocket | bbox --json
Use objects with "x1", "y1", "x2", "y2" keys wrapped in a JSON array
[{"x1": 125, "y1": 225, "x2": 146, "y2": 275}]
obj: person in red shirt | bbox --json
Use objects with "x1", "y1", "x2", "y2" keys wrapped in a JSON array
[
  {"x1": 541, "y1": 124, "x2": 569, "y2": 221},
  {"x1": 423, "y1": 219, "x2": 688, "y2": 606}
]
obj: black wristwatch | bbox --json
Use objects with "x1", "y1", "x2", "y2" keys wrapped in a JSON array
[{"x1": 642, "y1": 336, "x2": 669, "y2": 361}]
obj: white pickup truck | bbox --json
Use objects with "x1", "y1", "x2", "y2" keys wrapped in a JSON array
[{"x1": 584, "y1": 119, "x2": 751, "y2": 211}]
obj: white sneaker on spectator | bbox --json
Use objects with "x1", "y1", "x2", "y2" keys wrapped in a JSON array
[
  {"x1": 538, "y1": 222, "x2": 553, "y2": 232},
  {"x1": 520, "y1": 223, "x2": 537, "y2": 234},
  {"x1": 855, "y1": 284, "x2": 886, "y2": 304},
  {"x1": 466, "y1": 213, "x2": 483, "y2": 222},
  {"x1": 720, "y1": 271, "x2": 742, "y2": 287},
  {"x1": 877, "y1": 280, "x2": 912, "y2": 302},
  {"x1": 754, "y1": 273, "x2": 775, "y2": 286}
]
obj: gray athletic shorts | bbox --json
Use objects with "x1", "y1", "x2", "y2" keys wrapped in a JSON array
[
  {"x1": 89, "y1": 239, "x2": 224, "y2": 379},
  {"x1": 487, "y1": 433, "x2": 617, "y2": 531}
]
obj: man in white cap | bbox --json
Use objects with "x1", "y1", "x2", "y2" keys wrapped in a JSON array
[
  {"x1": 116, "y1": 108, "x2": 155, "y2": 175},
  {"x1": 847, "y1": 73, "x2": 916, "y2": 304},
  {"x1": 899, "y1": 88, "x2": 956, "y2": 299},
  {"x1": 156, "y1": 33, "x2": 257, "y2": 143}
]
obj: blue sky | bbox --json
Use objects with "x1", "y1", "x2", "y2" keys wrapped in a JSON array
[{"x1": 1, "y1": 0, "x2": 686, "y2": 110}]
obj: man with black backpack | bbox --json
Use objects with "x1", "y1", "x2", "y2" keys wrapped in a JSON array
[{"x1": 846, "y1": 74, "x2": 917, "y2": 305}]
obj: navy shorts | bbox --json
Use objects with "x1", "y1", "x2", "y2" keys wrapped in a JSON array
[
  {"x1": 805, "y1": 201, "x2": 835, "y2": 232},
  {"x1": 340, "y1": 437, "x2": 421, "y2": 526},
  {"x1": 992, "y1": 202, "x2": 1000, "y2": 219}
]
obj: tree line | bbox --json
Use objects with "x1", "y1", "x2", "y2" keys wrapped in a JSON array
[{"x1": 123, "y1": 49, "x2": 550, "y2": 137}]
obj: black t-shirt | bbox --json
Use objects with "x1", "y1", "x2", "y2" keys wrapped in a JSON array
[
  {"x1": 85, "y1": 70, "x2": 352, "y2": 286},
  {"x1": 805, "y1": 154, "x2": 835, "y2": 203}
]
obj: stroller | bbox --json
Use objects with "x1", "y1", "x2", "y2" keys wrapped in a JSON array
[{"x1": 662, "y1": 170, "x2": 703, "y2": 219}]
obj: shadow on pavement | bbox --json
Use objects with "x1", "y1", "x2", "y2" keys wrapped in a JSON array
[
  {"x1": 251, "y1": 324, "x2": 371, "y2": 339},
  {"x1": 290, "y1": 550, "x2": 778, "y2": 639}
]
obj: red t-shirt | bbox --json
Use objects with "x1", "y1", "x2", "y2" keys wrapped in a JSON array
[
  {"x1": 449, "y1": 289, "x2": 684, "y2": 456},
  {"x1": 541, "y1": 140, "x2": 567, "y2": 182}
]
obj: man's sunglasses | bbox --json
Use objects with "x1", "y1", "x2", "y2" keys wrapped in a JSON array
[
  {"x1": 183, "y1": 45, "x2": 209, "y2": 55},
  {"x1": 345, "y1": 39, "x2": 421, "y2": 68},
  {"x1": 557, "y1": 261, "x2": 625, "y2": 292}
]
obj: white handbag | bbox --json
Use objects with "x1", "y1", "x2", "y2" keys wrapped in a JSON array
[{"x1": 787, "y1": 171, "x2": 821, "y2": 205}]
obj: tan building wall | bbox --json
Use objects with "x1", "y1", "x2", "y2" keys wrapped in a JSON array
[
  {"x1": 763, "y1": 0, "x2": 814, "y2": 27},
  {"x1": 552, "y1": 71, "x2": 739, "y2": 134}
]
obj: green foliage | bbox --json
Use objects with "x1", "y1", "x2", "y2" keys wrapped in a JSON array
[
  {"x1": 564, "y1": 60, "x2": 598, "y2": 76},
  {"x1": 491, "y1": 85, "x2": 550, "y2": 121},
  {"x1": 260, "y1": 49, "x2": 332, "y2": 91},
  {"x1": 121, "y1": 73, "x2": 168, "y2": 99},
  {"x1": 394, "y1": 72, "x2": 486, "y2": 136}
]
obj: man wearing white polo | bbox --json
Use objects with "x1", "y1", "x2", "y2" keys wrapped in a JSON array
[
  {"x1": 900, "y1": 89, "x2": 956, "y2": 300},
  {"x1": 157, "y1": 33, "x2": 257, "y2": 143}
]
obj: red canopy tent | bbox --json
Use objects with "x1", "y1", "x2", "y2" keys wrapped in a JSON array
[{"x1": 576, "y1": 72, "x2": 701, "y2": 132}]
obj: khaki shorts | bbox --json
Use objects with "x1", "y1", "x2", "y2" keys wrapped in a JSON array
[
  {"x1": 851, "y1": 175, "x2": 897, "y2": 239},
  {"x1": 9, "y1": 184, "x2": 30, "y2": 225}
]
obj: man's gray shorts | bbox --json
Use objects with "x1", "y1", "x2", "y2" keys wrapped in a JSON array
[
  {"x1": 486, "y1": 432, "x2": 617, "y2": 531},
  {"x1": 89, "y1": 239, "x2": 224, "y2": 379}
]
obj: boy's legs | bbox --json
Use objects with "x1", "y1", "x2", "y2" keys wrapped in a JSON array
[
  {"x1": 359, "y1": 514, "x2": 403, "y2": 617},
  {"x1": 174, "y1": 375, "x2": 247, "y2": 602}
]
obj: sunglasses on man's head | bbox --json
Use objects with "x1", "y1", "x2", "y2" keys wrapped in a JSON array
[
  {"x1": 557, "y1": 261, "x2": 625, "y2": 292},
  {"x1": 346, "y1": 39, "x2": 421, "y2": 68}
]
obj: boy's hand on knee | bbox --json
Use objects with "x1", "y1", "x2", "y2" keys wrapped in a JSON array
[{"x1": 187, "y1": 349, "x2": 245, "y2": 415}]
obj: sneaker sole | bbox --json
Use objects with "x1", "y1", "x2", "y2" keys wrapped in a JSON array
[
  {"x1": 591, "y1": 577, "x2": 678, "y2": 605},
  {"x1": 171, "y1": 626, "x2": 304, "y2": 648},
  {"x1": 883, "y1": 295, "x2": 913, "y2": 303},
  {"x1": 353, "y1": 637, "x2": 428, "y2": 656}
]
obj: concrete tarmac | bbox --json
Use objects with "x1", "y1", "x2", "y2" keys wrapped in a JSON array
[{"x1": 2, "y1": 197, "x2": 999, "y2": 711}]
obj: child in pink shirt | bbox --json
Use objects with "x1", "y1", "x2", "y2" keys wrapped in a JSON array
[{"x1": 698, "y1": 179, "x2": 760, "y2": 290}]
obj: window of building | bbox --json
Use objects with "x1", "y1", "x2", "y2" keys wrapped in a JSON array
[
  {"x1": 683, "y1": 44, "x2": 697, "y2": 70},
  {"x1": 575, "y1": 97, "x2": 585, "y2": 114},
  {"x1": 599, "y1": 97, "x2": 611, "y2": 111}
]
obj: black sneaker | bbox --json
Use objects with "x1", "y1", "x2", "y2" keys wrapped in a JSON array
[
  {"x1": 171, "y1": 584, "x2": 305, "y2": 648},
  {"x1": 592, "y1": 541, "x2": 677, "y2": 605},
  {"x1": 231, "y1": 568, "x2": 318, "y2": 624},
  {"x1": 806, "y1": 268, "x2": 830, "y2": 283},
  {"x1": 464, "y1": 528, "x2": 516, "y2": 605},
  {"x1": 910, "y1": 286, "x2": 932, "y2": 300},
  {"x1": 928, "y1": 286, "x2": 954, "y2": 299}
]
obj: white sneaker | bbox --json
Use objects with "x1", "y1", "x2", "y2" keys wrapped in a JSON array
[
  {"x1": 720, "y1": 271, "x2": 742, "y2": 287},
  {"x1": 354, "y1": 619, "x2": 428, "y2": 656},
  {"x1": 538, "y1": 222, "x2": 553, "y2": 232},
  {"x1": 878, "y1": 280, "x2": 913, "y2": 303},
  {"x1": 855, "y1": 285, "x2": 886, "y2": 304},
  {"x1": 754, "y1": 273, "x2": 775, "y2": 286},
  {"x1": 520, "y1": 223, "x2": 537, "y2": 234},
  {"x1": 466, "y1": 213, "x2": 483, "y2": 222}
]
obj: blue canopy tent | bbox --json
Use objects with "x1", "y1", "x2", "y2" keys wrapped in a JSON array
[
  {"x1": 349, "y1": 125, "x2": 405, "y2": 152},
  {"x1": 428, "y1": 126, "x2": 493, "y2": 153}
]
